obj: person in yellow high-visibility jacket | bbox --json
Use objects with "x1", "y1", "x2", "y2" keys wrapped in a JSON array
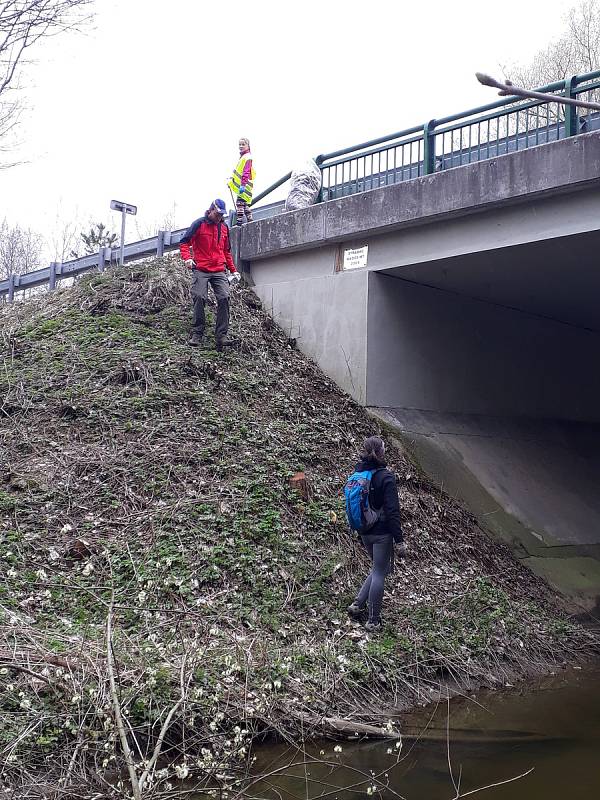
[{"x1": 228, "y1": 137, "x2": 255, "y2": 226}]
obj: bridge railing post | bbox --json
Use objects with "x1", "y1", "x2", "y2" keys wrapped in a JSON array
[
  {"x1": 423, "y1": 119, "x2": 437, "y2": 175},
  {"x1": 564, "y1": 74, "x2": 579, "y2": 137}
]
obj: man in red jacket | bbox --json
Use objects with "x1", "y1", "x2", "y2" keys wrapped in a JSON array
[{"x1": 179, "y1": 199, "x2": 239, "y2": 350}]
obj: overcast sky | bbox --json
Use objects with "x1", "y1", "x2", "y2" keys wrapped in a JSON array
[{"x1": 1, "y1": 0, "x2": 578, "y2": 260}]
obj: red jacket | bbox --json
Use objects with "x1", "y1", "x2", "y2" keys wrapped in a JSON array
[{"x1": 179, "y1": 217, "x2": 236, "y2": 273}]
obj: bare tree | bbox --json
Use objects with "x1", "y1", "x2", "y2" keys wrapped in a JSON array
[
  {"x1": 47, "y1": 205, "x2": 82, "y2": 263},
  {"x1": 501, "y1": 1, "x2": 600, "y2": 132},
  {"x1": 0, "y1": 217, "x2": 44, "y2": 278},
  {"x1": 505, "y1": 0, "x2": 600, "y2": 87},
  {"x1": 0, "y1": 1, "x2": 94, "y2": 163},
  {"x1": 134, "y1": 202, "x2": 180, "y2": 240}
]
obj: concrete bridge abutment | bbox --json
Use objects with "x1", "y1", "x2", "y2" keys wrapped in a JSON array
[{"x1": 234, "y1": 131, "x2": 600, "y2": 613}]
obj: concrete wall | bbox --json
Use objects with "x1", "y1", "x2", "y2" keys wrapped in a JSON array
[
  {"x1": 366, "y1": 273, "x2": 600, "y2": 422},
  {"x1": 239, "y1": 131, "x2": 600, "y2": 612},
  {"x1": 240, "y1": 131, "x2": 600, "y2": 261},
  {"x1": 250, "y1": 247, "x2": 369, "y2": 403}
]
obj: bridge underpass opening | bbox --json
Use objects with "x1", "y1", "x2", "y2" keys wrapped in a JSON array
[{"x1": 366, "y1": 230, "x2": 600, "y2": 612}]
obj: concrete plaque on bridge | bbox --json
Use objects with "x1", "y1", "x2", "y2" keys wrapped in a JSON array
[{"x1": 343, "y1": 245, "x2": 368, "y2": 270}]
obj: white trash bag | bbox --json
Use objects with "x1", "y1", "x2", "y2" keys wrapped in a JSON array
[{"x1": 284, "y1": 159, "x2": 322, "y2": 211}]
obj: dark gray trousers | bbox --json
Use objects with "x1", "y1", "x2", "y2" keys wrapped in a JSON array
[
  {"x1": 191, "y1": 271, "x2": 230, "y2": 339},
  {"x1": 355, "y1": 533, "x2": 393, "y2": 624}
]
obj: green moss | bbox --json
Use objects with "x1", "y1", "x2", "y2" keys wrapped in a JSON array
[{"x1": 0, "y1": 490, "x2": 16, "y2": 513}]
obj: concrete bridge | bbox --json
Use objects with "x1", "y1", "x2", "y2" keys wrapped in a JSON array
[{"x1": 234, "y1": 131, "x2": 600, "y2": 614}]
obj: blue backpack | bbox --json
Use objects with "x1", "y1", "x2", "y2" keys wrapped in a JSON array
[{"x1": 344, "y1": 468, "x2": 384, "y2": 534}]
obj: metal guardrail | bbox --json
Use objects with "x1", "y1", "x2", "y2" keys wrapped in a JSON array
[
  {"x1": 2, "y1": 70, "x2": 599, "y2": 302},
  {"x1": 254, "y1": 69, "x2": 600, "y2": 206},
  {"x1": 0, "y1": 200, "x2": 285, "y2": 302},
  {"x1": 0, "y1": 228, "x2": 186, "y2": 302}
]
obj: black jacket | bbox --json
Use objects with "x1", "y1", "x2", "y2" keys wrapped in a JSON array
[{"x1": 355, "y1": 458, "x2": 403, "y2": 542}]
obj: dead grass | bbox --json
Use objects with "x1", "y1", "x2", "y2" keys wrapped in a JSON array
[{"x1": 0, "y1": 257, "x2": 597, "y2": 798}]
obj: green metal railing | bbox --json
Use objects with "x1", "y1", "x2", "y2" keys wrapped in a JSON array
[{"x1": 252, "y1": 69, "x2": 600, "y2": 208}]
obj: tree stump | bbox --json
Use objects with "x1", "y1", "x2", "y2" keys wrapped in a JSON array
[{"x1": 289, "y1": 471, "x2": 311, "y2": 501}]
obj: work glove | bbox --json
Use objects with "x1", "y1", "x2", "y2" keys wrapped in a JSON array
[
  {"x1": 228, "y1": 272, "x2": 241, "y2": 286},
  {"x1": 395, "y1": 541, "x2": 407, "y2": 559},
  {"x1": 184, "y1": 259, "x2": 195, "y2": 269},
  {"x1": 238, "y1": 187, "x2": 248, "y2": 199}
]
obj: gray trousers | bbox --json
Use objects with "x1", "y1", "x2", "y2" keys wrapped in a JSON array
[
  {"x1": 355, "y1": 533, "x2": 394, "y2": 624},
  {"x1": 191, "y1": 271, "x2": 230, "y2": 339}
]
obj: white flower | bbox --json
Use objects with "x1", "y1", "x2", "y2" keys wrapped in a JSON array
[
  {"x1": 175, "y1": 763, "x2": 190, "y2": 780},
  {"x1": 60, "y1": 523, "x2": 73, "y2": 534},
  {"x1": 333, "y1": 745, "x2": 343, "y2": 753},
  {"x1": 82, "y1": 562, "x2": 94, "y2": 577},
  {"x1": 48, "y1": 548, "x2": 60, "y2": 561},
  {"x1": 7, "y1": 568, "x2": 17, "y2": 578},
  {"x1": 43, "y1": 590, "x2": 51, "y2": 599},
  {"x1": 137, "y1": 590, "x2": 147, "y2": 604},
  {"x1": 71, "y1": 694, "x2": 81, "y2": 704}
]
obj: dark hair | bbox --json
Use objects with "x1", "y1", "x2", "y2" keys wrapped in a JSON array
[{"x1": 360, "y1": 435, "x2": 385, "y2": 465}]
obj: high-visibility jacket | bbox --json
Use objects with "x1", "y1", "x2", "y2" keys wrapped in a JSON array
[{"x1": 228, "y1": 152, "x2": 255, "y2": 204}]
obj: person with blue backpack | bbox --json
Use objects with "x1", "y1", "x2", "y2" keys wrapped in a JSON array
[{"x1": 344, "y1": 435, "x2": 406, "y2": 632}]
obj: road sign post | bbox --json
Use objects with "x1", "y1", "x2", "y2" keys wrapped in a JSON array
[{"x1": 110, "y1": 200, "x2": 138, "y2": 266}]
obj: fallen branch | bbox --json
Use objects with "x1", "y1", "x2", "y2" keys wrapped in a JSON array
[
  {"x1": 106, "y1": 593, "x2": 141, "y2": 800},
  {"x1": 292, "y1": 713, "x2": 397, "y2": 738}
]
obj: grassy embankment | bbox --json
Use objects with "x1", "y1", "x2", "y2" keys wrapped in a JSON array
[{"x1": 0, "y1": 258, "x2": 596, "y2": 798}]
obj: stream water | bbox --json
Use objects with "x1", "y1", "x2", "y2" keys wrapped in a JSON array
[{"x1": 244, "y1": 666, "x2": 600, "y2": 800}]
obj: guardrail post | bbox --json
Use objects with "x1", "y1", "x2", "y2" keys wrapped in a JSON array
[
  {"x1": 564, "y1": 74, "x2": 579, "y2": 137},
  {"x1": 7, "y1": 273, "x2": 15, "y2": 303},
  {"x1": 156, "y1": 230, "x2": 165, "y2": 257},
  {"x1": 423, "y1": 119, "x2": 436, "y2": 175},
  {"x1": 49, "y1": 262, "x2": 58, "y2": 290},
  {"x1": 98, "y1": 247, "x2": 107, "y2": 273}
]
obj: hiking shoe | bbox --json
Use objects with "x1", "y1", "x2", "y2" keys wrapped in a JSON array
[
  {"x1": 347, "y1": 602, "x2": 366, "y2": 620},
  {"x1": 365, "y1": 620, "x2": 382, "y2": 633},
  {"x1": 215, "y1": 337, "x2": 236, "y2": 352},
  {"x1": 188, "y1": 333, "x2": 203, "y2": 347}
]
